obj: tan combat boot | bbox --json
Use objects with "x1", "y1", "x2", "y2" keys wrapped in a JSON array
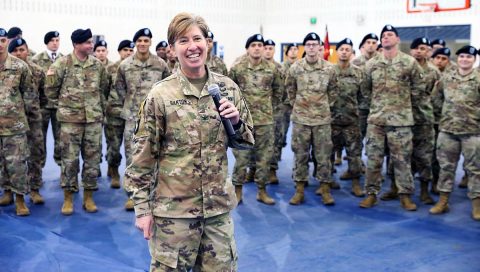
[
  {"x1": 471, "y1": 198, "x2": 480, "y2": 221},
  {"x1": 330, "y1": 181, "x2": 341, "y2": 190},
  {"x1": 0, "y1": 190, "x2": 14, "y2": 206},
  {"x1": 235, "y1": 185, "x2": 243, "y2": 204},
  {"x1": 359, "y1": 194, "x2": 377, "y2": 208},
  {"x1": 399, "y1": 194, "x2": 417, "y2": 211},
  {"x1": 30, "y1": 190, "x2": 45, "y2": 205},
  {"x1": 125, "y1": 198, "x2": 134, "y2": 211},
  {"x1": 109, "y1": 166, "x2": 121, "y2": 189},
  {"x1": 420, "y1": 181, "x2": 434, "y2": 205},
  {"x1": 15, "y1": 194, "x2": 30, "y2": 216},
  {"x1": 458, "y1": 175, "x2": 468, "y2": 188},
  {"x1": 429, "y1": 192, "x2": 450, "y2": 214},
  {"x1": 320, "y1": 183, "x2": 335, "y2": 205},
  {"x1": 351, "y1": 178, "x2": 365, "y2": 197},
  {"x1": 269, "y1": 168, "x2": 279, "y2": 185},
  {"x1": 256, "y1": 188, "x2": 275, "y2": 205},
  {"x1": 340, "y1": 170, "x2": 354, "y2": 180},
  {"x1": 83, "y1": 190, "x2": 98, "y2": 213},
  {"x1": 380, "y1": 181, "x2": 398, "y2": 201},
  {"x1": 289, "y1": 181, "x2": 305, "y2": 205},
  {"x1": 61, "y1": 190, "x2": 74, "y2": 215},
  {"x1": 334, "y1": 151, "x2": 342, "y2": 165},
  {"x1": 245, "y1": 167, "x2": 255, "y2": 183}
]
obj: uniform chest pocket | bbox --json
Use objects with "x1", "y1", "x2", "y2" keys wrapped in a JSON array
[
  {"x1": 165, "y1": 103, "x2": 201, "y2": 150},
  {"x1": 2, "y1": 75, "x2": 20, "y2": 96}
]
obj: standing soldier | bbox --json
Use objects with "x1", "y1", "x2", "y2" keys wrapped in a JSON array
[
  {"x1": 430, "y1": 46, "x2": 480, "y2": 220},
  {"x1": 359, "y1": 25, "x2": 424, "y2": 211},
  {"x1": 229, "y1": 34, "x2": 283, "y2": 205},
  {"x1": 45, "y1": 28, "x2": 109, "y2": 215},
  {"x1": 0, "y1": 28, "x2": 41, "y2": 216},
  {"x1": 94, "y1": 40, "x2": 111, "y2": 67},
  {"x1": 206, "y1": 31, "x2": 228, "y2": 75},
  {"x1": 432, "y1": 47, "x2": 454, "y2": 73},
  {"x1": 32, "y1": 31, "x2": 62, "y2": 166},
  {"x1": 286, "y1": 32, "x2": 337, "y2": 205},
  {"x1": 104, "y1": 40, "x2": 134, "y2": 189},
  {"x1": 9, "y1": 38, "x2": 46, "y2": 205},
  {"x1": 280, "y1": 43, "x2": 298, "y2": 150},
  {"x1": 155, "y1": 40, "x2": 168, "y2": 62}
]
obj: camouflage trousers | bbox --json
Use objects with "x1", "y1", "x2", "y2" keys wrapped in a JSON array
[
  {"x1": 365, "y1": 124, "x2": 414, "y2": 195},
  {"x1": 291, "y1": 123, "x2": 332, "y2": 183},
  {"x1": 432, "y1": 124, "x2": 440, "y2": 183},
  {"x1": 436, "y1": 132, "x2": 480, "y2": 199},
  {"x1": 60, "y1": 122, "x2": 102, "y2": 192},
  {"x1": 411, "y1": 124, "x2": 434, "y2": 182},
  {"x1": 124, "y1": 119, "x2": 137, "y2": 167},
  {"x1": 358, "y1": 109, "x2": 369, "y2": 140},
  {"x1": 281, "y1": 104, "x2": 292, "y2": 147},
  {"x1": 271, "y1": 107, "x2": 286, "y2": 170},
  {"x1": 331, "y1": 123, "x2": 362, "y2": 177},
  {"x1": 0, "y1": 134, "x2": 29, "y2": 195},
  {"x1": 232, "y1": 125, "x2": 273, "y2": 188},
  {"x1": 105, "y1": 117, "x2": 125, "y2": 168},
  {"x1": 27, "y1": 121, "x2": 45, "y2": 190},
  {"x1": 149, "y1": 212, "x2": 237, "y2": 272},
  {"x1": 41, "y1": 108, "x2": 61, "y2": 166}
]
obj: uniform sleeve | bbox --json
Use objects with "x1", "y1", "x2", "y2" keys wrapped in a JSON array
[
  {"x1": 363, "y1": 63, "x2": 373, "y2": 110},
  {"x1": 327, "y1": 67, "x2": 339, "y2": 108},
  {"x1": 285, "y1": 66, "x2": 297, "y2": 107},
  {"x1": 99, "y1": 66, "x2": 109, "y2": 115},
  {"x1": 44, "y1": 59, "x2": 64, "y2": 109},
  {"x1": 431, "y1": 77, "x2": 445, "y2": 123},
  {"x1": 161, "y1": 59, "x2": 171, "y2": 79},
  {"x1": 233, "y1": 86, "x2": 254, "y2": 145},
  {"x1": 107, "y1": 65, "x2": 127, "y2": 119},
  {"x1": 271, "y1": 66, "x2": 284, "y2": 112},
  {"x1": 410, "y1": 61, "x2": 427, "y2": 108},
  {"x1": 357, "y1": 69, "x2": 369, "y2": 109},
  {"x1": 22, "y1": 67, "x2": 42, "y2": 124}
]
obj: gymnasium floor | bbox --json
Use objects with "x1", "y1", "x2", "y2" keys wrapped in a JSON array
[{"x1": 1, "y1": 128, "x2": 479, "y2": 272}]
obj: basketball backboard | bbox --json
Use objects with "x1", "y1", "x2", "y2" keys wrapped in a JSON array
[{"x1": 407, "y1": 0, "x2": 471, "y2": 13}]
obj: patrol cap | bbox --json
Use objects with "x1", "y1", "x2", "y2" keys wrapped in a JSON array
[
  {"x1": 410, "y1": 37, "x2": 431, "y2": 49},
  {"x1": 207, "y1": 31, "x2": 214, "y2": 40},
  {"x1": 155, "y1": 41, "x2": 168, "y2": 50},
  {"x1": 336, "y1": 38, "x2": 353, "y2": 50},
  {"x1": 133, "y1": 28, "x2": 152, "y2": 43},
  {"x1": 359, "y1": 33, "x2": 378, "y2": 49},
  {"x1": 245, "y1": 34, "x2": 264, "y2": 49},
  {"x1": 455, "y1": 45, "x2": 477, "y2": 56},
  {"x1": 71, "y1": 28, "x2": 92, "y2": 44},
  {"x1": 7, "y1": 26, "x2": 22, "y2": 39},
  {"x1": 264, "y1": 39, "x2": 275, "y2": 46},
  {"x1": 8, "y1": 38, "x2": 27, "y2": 53},
  {"x1": 44, "y1": 31, "x2": 60, "y2": 44},
  {"x1": 431, "y1": 39, "x2": 446, "y2": 47},
  {"x1": 94, "y1": 40, "x2": 107, "y2": 51},
  {"x1": 0, "y1": 28, "x2": 7, "y2": 37},
  {"x1": 431, "y1": 47, "x2": 451, "y2": 58},
  {"x1": 285, "y1": 43, "x2": 298, "y2": 55},
  {"x1": 118, "y1": 40, "x2": 135, "y2": 51},
  {"x1": 380, "y1": 24, "x2": 398, "y2": 37},
  {"x1": 303, "y1": 32, "x2": 320, "y2": 45}
]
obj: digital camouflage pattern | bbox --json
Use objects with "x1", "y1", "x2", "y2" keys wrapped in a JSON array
[
  {"x1": 0, "y1": 134, "x2": 30, "y2": 194},
  {"x1": 351, "y1": 53, "x2": 377, "y2": 110},
  {"x1": 32, "y1": 51, "x2": 64, "y2": 73},
  {"x1": 271, "y1": 60, "x2": 287, "y2": 170},
  {"x1": 206, "y1": 54, "x2": 228, "y2": 76},
  {"x1": 124, "y1": 68, "x2": 254, "y2": 219}
]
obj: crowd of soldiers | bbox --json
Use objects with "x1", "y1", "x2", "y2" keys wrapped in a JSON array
[{"x1": 0, "y1": 23, "x2": 479, "y2": 221}]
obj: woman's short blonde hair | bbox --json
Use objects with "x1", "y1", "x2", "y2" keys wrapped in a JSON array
[{"x1": 167, "y1": 12, "x2": 209, "y2": 45}]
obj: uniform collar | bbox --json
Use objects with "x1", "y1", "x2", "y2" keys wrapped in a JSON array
[
  {"x1": 132, "y1": 52, "x2": 155, "y2": 67},
  {"x1": 177, "y1": 66, "x2": 216, "y2": 99},
  {"x1": 71, "y1": 52, "x2": 95, "y2": 68}
]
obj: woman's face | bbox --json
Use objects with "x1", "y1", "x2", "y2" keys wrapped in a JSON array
[{"x1": 173, "y1": 25, "x2": 207, "y2": 77}]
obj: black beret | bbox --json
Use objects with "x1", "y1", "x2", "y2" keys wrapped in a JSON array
[
  {"x1": 377, "y1": 43, "x2": 383, "y2": 50},
  {"x1": 285, "y1": 43, "x2": 298, "y2": 55},
  {"x1": 359, "y1": 33, "x2": 378, "y2": 49},
  {"x1": 94, "y1": 40, "x2": 107, "y2": 51},
  {"x1": 431, "y1": 47, "x2": 451, "y2": 58},
  {"x1": 71, "y1": 28, "x2": 92, "y2": 44},
  {"x1": 336, "y1": 38, "x2": 353, "y2": 50},
  {"x1": 8, "y1": 38, "x2": 27, "y2": 53},
  {"x1": 7, "y1": 27, "x2": 22, "y2": 39},
  {"x1": 207, "y1": 31, "x2": 214, "y2": 39},
  {"x1": 133, "y1": 28, "x2": 152, "y2": 43},
  {"x1": 410, "y1": 37, "x2": 431, "y2": 49},
  {"x1": 44, "y1": 31, "x2": 60, "y2": 44},
  {"x1": 264, "y1": 39, "x2": 275, "y2": 46},
  {"x1": 455, "y1": 45, "x2": 477, "y2": 56},
  {"x1": 245, "y1": 34, "x2": 264, "y2": 49},
  {"x1": 380, "y1": 24, "x2": 398, "y2": 37},
  {"x1": 118, "y1": 40, "x2": 135, "y2": 51},
  {"x1": 155, "y1": 41, "x2": 168, "y2": 50},
  {"x1": 303, "y1": 32, "x2": 320, "y2": 45},
  {"x1": 431, "y1": 39, "x2": 446, "y2": 47},
  {"x1": 0, "y1": 28, "x2": 7, "y2": 37}
]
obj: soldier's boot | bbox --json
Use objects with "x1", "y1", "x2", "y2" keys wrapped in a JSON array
[
  {"x1": 109, "y1": 166, "x2": 121, "y2": 189},
  {"x1": 334, "y1": 151, "x2": 342, "y2": 165},
  {"x1": 30, "y1": 190, "x2": 45, "y2": 205},
  {"x1": 235, "y1": 185, "x2": 243, "y2": 204},
  {"x1": 471, "y1": 198, "x2": 480, "y2": 221},
  {"x1": 320, "y1": 183, "x2": 335, "y2": 205},
  {"x1": 459, "y1": 175, "x2": 469, "y2": 189},
  {"x1": 340, "y1": 170, "x2": 354, "y2": 180},
  {"x1": 289, "y1": 181, "x2": 305, "y2": 205},
  {"x1": 83, "y1": 190, "x2": 98, "y2": 213},
  {"x1": 15, "y1": 194, "x2": 30, "y2": 216},
  {"x1": 245, "y1": 168, "x2": 255, "y2": 183},
  {"x1": 330, "y1": 181, "x2": 341, "y2": 190},
  {"x1": 359, "y1": 194, "x2": 377, "y2": 208},
  {"x1": 61, "y1": 190, "x2": 74, "y2": 215},
  {"x1": 380, "y1": 181, "x2": 398, "y2": 201},
  {"x1": 399, "y1": 194, "x2": 417, "y2": 211},
  {"x1": 0, "y1": 190, "x2": 14, "y2": 206},
  {"x1": 256, "y1": 188, "x2": 275, "y2": 205},
  {"x1": 430, "y1": 179, "x2": 439, "y2": 195},
  {"x1": 124, "y1": 198, "x2": 134, "y2": 211},
  {"x1": 351, "y1": 178, "x2": 365, "y2": 197},
  {"x1": 429, "y1": 192, "x2": 450, "y2": 214},
  {"x1": 269, "y1": 168, "x2": 279, "y2": 185},
  {"x1": 420, "y1": 181, "x2": 434, "y2": 205}
]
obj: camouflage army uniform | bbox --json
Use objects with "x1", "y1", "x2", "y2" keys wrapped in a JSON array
[
  {"x1": 363, "y1": 51, "x2": 424, "y2": 195},
  {"x1": 206, "y1": 54, "x2": 228, "y2": 75},
  {"x1": 280, "y1": 60, "x2": 295, "y2": 147},
  {"x1": 124, "y1": 69, "x2": 253, "y2": 271},
  {"x1": 432, "y1": 69, "x2": 480, "y2": 199},
  {"x1": 0, "y1": 54, "x2": 41, "y2": 195},
  {"x1": 108, "y1": 52, "x2": 170, "y2": 167},
  {"x1": 45, "y1": 53, "x2": 108, "y2": 192},
  {"x1": 229, "y1": 57, "x2": 283, "y2": 188},
  {"x1": 32, "y1": 50, "x2": 63, "y2": 165},
  {"x1": 285, "y1": 58, "x2": 337, "y2": 184},
  {"x1": 270, "y1": 60, "x2": 286, "y2": 171},
  {"x1": 330, "y1": 63, "x2": 364, "y2": 178}
]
